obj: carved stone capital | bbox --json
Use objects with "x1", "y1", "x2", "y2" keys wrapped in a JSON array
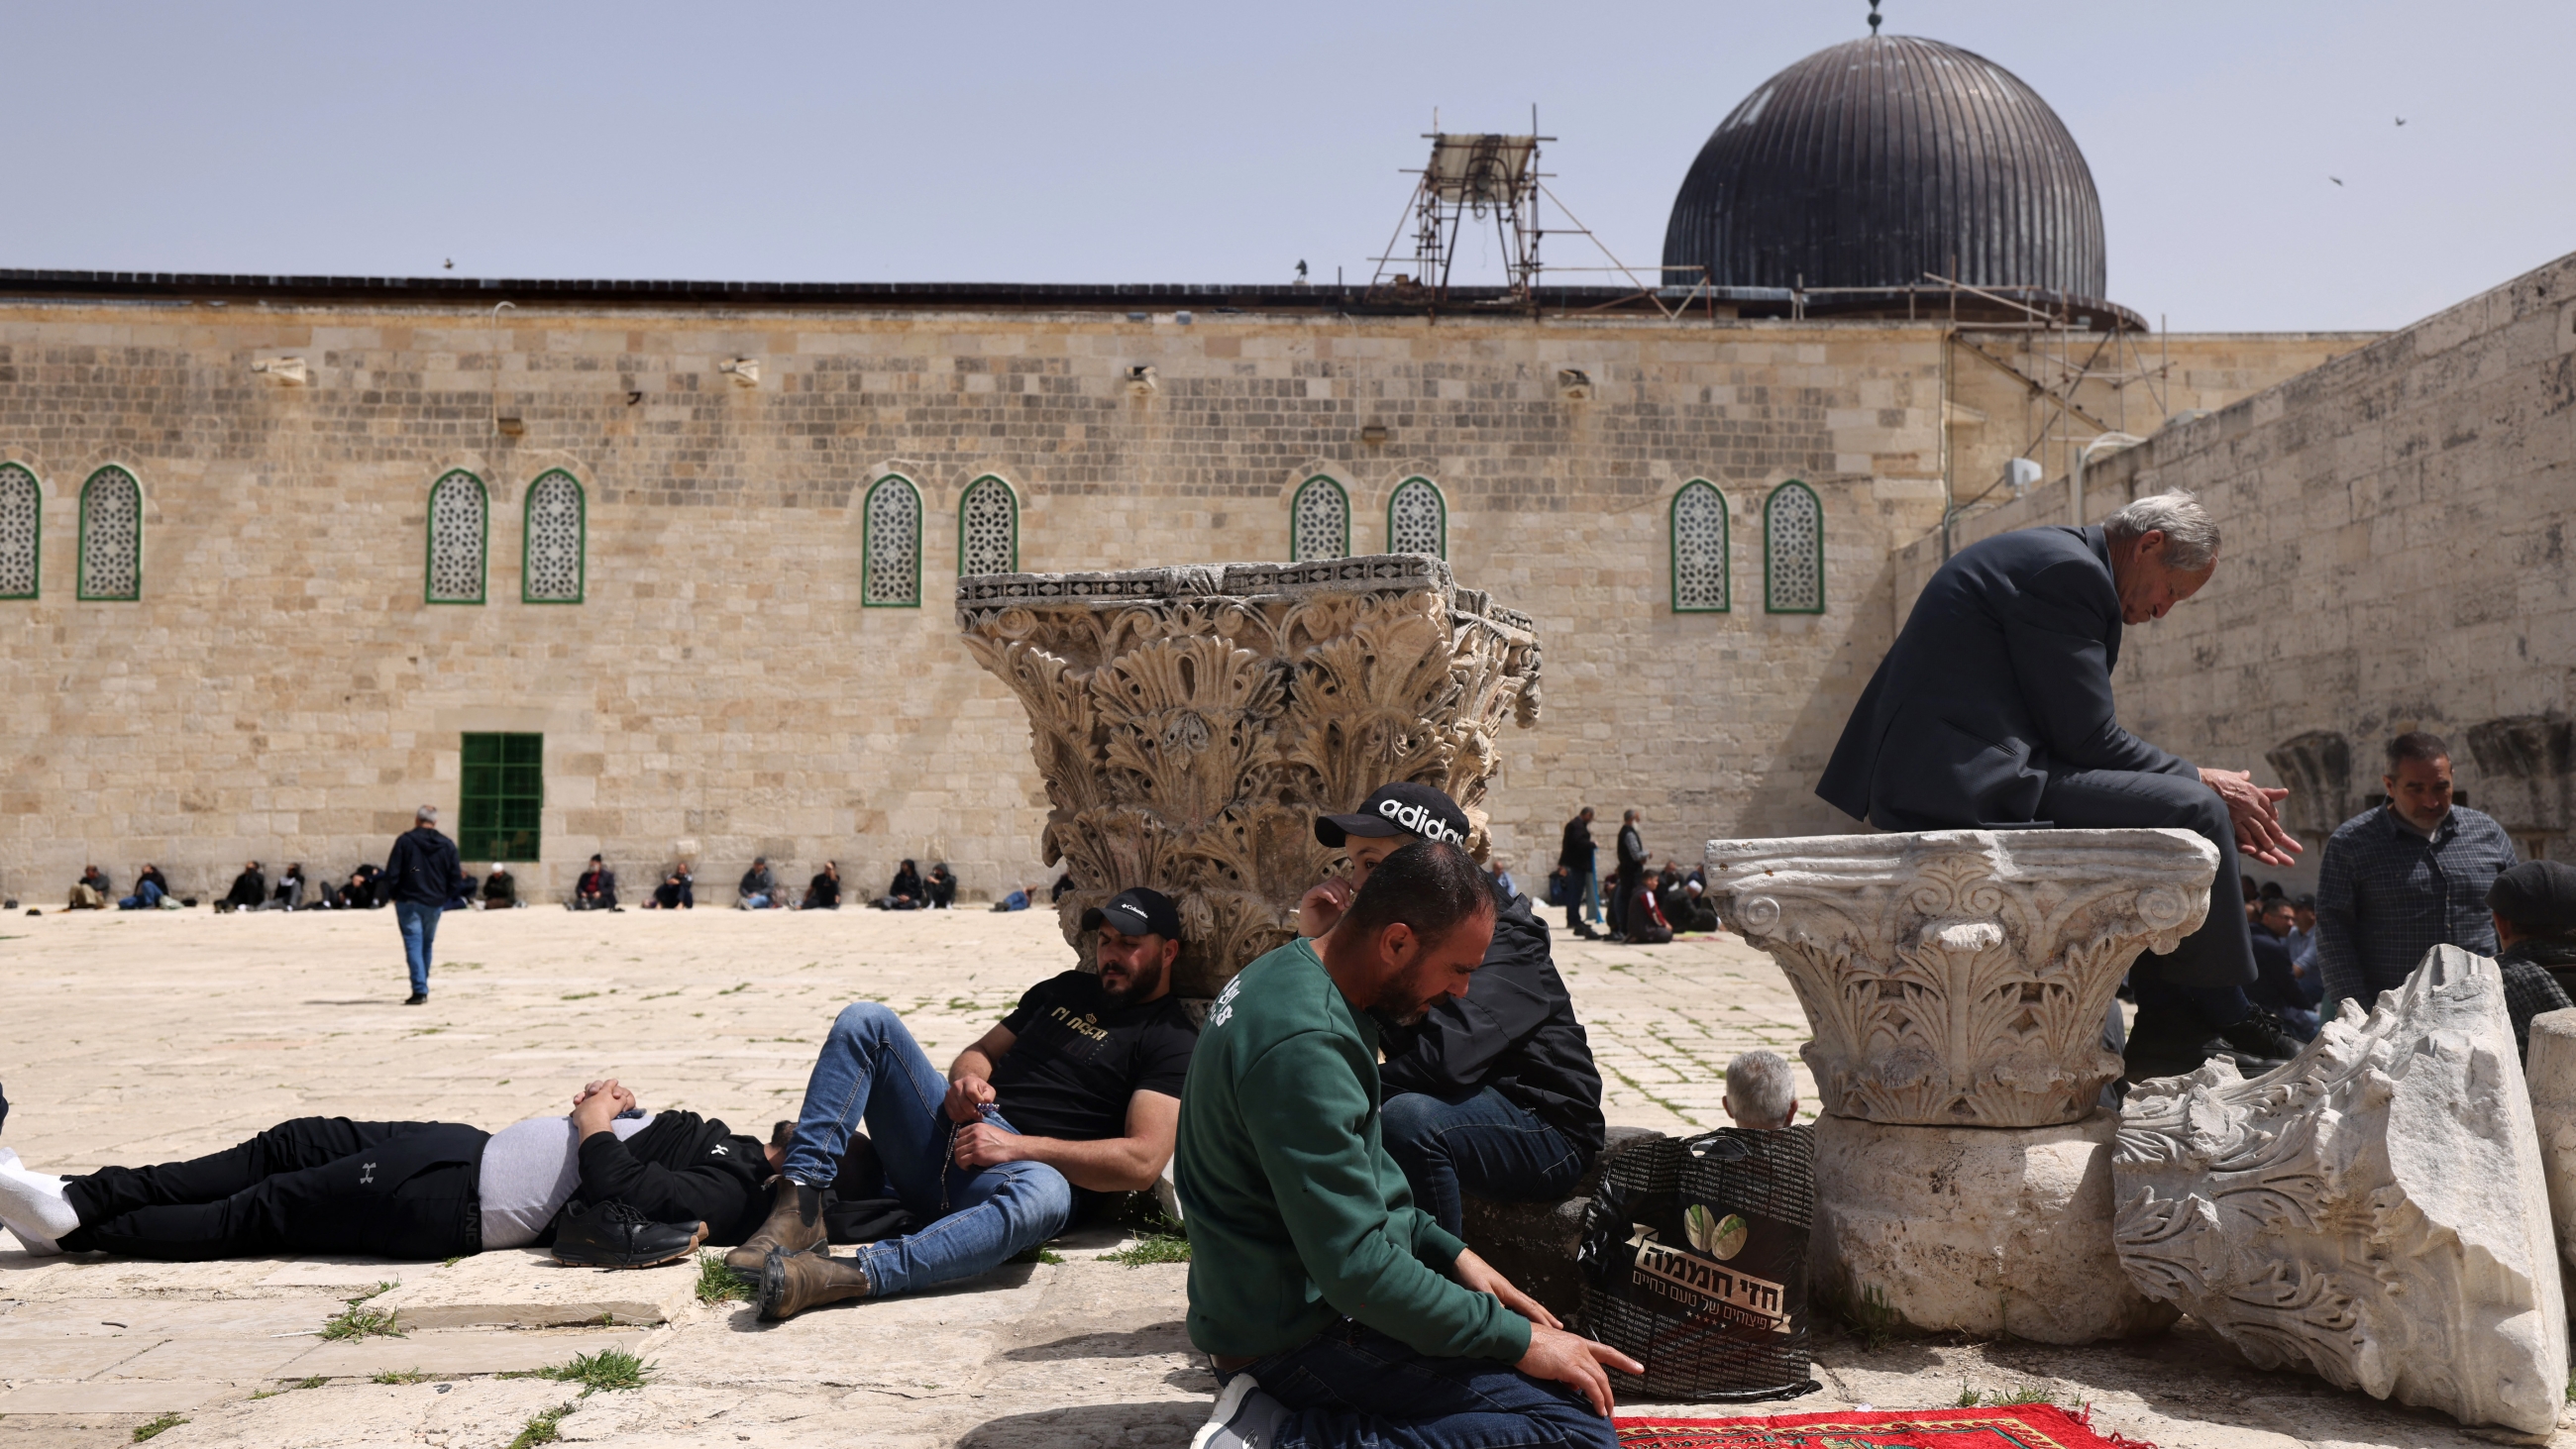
[
  {"x1": 959, "y1": 555, "x2": 1540, "y2": 997},
  {"x1": 2113, "y1": 947, "x2": 2569, "y2": 1434},
  {"x1": 1708, "y1": 828, "x2": 2216, "y2": 1128}
]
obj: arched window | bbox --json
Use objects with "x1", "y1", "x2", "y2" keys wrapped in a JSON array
[
  {"x1": 1290, "y1": 474, "x2": 1348, "y2": 562},
  {"x1": 522, "y1": 469, "x2": 586, "y2": 603},
  {"x1": 1387, "y1": 475, "x2": 1447, "y2": 559},
  {"x1": 0, "y1": 464, "x2": 39, "y2": 600},
  {"x1": 78, "y1": 465, "x2": 142, "y2": 601},
  {"x1": 1669, "y1": 480, "x2": 1729, "y2": 613},
  {"x1": 863, "y1": 474, "x2": 922, "y2": 607},
  {"x1": 957, "y1": 473, "x2": 1019, "y2": 576},
  {"x1": 1764, "y1": 479, "x2": 1824, "y2": 614},
  {"x1": 426, "y1": 469, "x2": 488, "y2": 604}
]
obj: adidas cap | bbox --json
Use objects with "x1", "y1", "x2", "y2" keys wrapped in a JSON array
[{"x1": 1316, "y1": 781, "x2": 1471, "y2": 850}]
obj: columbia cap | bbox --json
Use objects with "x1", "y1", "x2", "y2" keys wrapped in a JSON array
[
  {"x1": 1317, "y1": 781, "x2": 1471, "y2": 850},
  {"x1": 1080, "y1": 886, "x2": 1183, "y2": 941}
]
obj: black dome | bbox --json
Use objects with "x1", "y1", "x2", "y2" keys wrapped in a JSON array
[{"x1": 1663, "y1": 35, "x2": 2106, "y2": 302}]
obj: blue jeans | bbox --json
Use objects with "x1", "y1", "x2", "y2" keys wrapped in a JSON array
[
  {"x1": 784, "y1": 1002, "x2": 1071, "y2": 1296},
  {"x1": 1381, "y1": 1087, "x2": 1587, "y2": 1238},
  {"x1": 118, "y1": 880, "x2": 164, "y2": 910},
  {"x1": 393, "y1": 900, "x2": 441, "y2": 995},
  {"x1": 1225, "y1": 1318, "x2": 1614, "y2": 1449}
]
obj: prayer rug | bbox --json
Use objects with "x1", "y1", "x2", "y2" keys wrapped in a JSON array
[{"x1": 1614, "y1": 1404, "x2": 2149, "y2": 1449}]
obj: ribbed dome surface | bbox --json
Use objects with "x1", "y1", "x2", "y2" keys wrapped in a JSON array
[{"x1": 1663, "y1": 35, "x2": 2105, "y2": 300}]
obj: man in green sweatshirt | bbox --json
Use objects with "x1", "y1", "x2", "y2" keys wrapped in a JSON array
[{"x1": 1176, "y1": 840, "x2": 1639, "y2": 1449}]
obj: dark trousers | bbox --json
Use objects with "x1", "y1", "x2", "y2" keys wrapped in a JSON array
[
  {"x1": 1381, "y1": 1087, "x2": 1588, "y2": 1238},
  {"x1": 1225, "y1": 1318, "x2": 1614, "y2": 1449},
  {"x1": 1612, "y1": 866, "x2": 1642, "y2": 938},
  {"x1": 60, "y1": 1117, "x2": 486, "y2": 1261},
  {"x1": 2038, "y1": 770, "x2": 2256, "y2": 994}
]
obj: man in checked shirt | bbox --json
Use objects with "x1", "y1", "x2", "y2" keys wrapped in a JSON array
[{"x1": 2314, "y1": 731, "x2": 2521, "y2": 1013}]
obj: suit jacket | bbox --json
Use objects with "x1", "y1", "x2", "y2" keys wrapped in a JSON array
[{"x1": 1817, "y1": 525, "x2": 2195, "y2": 830}]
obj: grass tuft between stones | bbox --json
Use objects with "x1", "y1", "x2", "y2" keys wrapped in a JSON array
[
  {"x1": 319, "y1": 1281, "x2": 404, "y2": 1340},
  {"x1": 132, "y1": 1414, "x2": 188, "y2": 1443},
  {"x1": 372, "y1": 1367, "x2": 431, "y2": 1385},
  {"x1": 509, "y1": 1401, "x2": 577, "y2": 1449},
  {"x1": 502, "y1": 1346, "x2": 653, "y2": 1397},
  {"x1": 1099, "y1": 1232, "x2": 1190, "y2": 1267},
  {"x1": 1007, "y1": 1244, "x2": 1065, "y2": 1265},
  {"x1": 694, "y1": 1250, "x2": 752, "y2": 1304}
]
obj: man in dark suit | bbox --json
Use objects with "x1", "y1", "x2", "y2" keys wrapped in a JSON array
[{"x1": 1817, "y1": 491, "x2": 2305, "y2": 1081}]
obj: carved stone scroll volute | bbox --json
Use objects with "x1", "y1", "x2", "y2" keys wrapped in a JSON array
[{"x1": 960, "y1": 555, "x2": 1541, "y2": 998}]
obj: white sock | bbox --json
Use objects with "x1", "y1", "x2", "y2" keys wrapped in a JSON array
[{"x1": 0, "y1": 1157, "x2": 80, "y2": 1246}]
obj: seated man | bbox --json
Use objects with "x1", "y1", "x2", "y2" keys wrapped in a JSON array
[
  {"x1": 1184, "y1": 842, "x2": 1639, "y2": 1449},
  {"x1": 482, "y1": 864, "x2": 519, "y2": 908},
  {"x1": 802, "y1": 861, "x2": 840, "y2": 910},
  {"x1": 117, "y1": 865, "x2": 170, "y2": 911},
  {"x1": 1721, "y1": 1050, "x2": 1797, "y2": 1130},
  {"x1": 67, "y1": 865, "x2": 111, "y2": 911},
  {"x1": 0, "y1": 1078, "x2": 773, "y2": 1266},
  {"x1": 926, "y1": 863, "x2": 957, "y2": 909},
  {"x1": 221, "y1": 861, "x2": 267, "y2": 914},
  {"x1": 2247, "y1": 896, "x2": 2322, "y2": 1040},
  {"x1": 268, "y1": 864, "x2": 306, "y2": 911},
  {"x1": 876, "y1": 860, "x2": 925, "y2": 910},
  {"x1": 735, "y1": 887, "x2": 1198, "y2": 1319},
  {"x1": 571, "y1": 856, "x2": 618, "y2": 911},
  {"x1": 334, "y1": 863, "x2": 384, "y2": 910},
  {"x1": 2492, "y1": 861, "x2": 2576, "y2": 1061},
  {"x1": 1295, "y1": 783, "x2": 1606, "y2": 1237},
  {"x1": 650, "y1": 863, "x2": 695, "y2": 910},
  {"x1": 738, "y1": 858, "x2": 779, "y2": 910}
]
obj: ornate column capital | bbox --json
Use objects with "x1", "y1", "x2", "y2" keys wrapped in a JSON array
[{"x1": 1708, "y1": 828, "x2": 2215, "y2": 1127}]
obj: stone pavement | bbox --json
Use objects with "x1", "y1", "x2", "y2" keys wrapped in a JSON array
[{"x1": 0, "y1": 907, "x2": 2564, "y2": 1447}]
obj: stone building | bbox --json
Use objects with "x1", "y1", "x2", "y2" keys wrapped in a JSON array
[{"x1": 0, "y1": 32, "x2": 2399, "y2": 901}]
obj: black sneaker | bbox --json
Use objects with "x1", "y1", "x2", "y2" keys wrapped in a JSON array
[
  {"x1": 2218, "y1": 1010, "x2": 2306, "y2": 1066},
  {"x1": 552, "y1": 1199, "x2": 706, "y2": 1269},
  {"x1": 403, "y1": 992, "x2": 428, "y2": 1006}
]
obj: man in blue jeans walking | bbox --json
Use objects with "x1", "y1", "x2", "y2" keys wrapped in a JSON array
[
  {"x1": 384, "y1": 806, "x2": 463, "y2": 1006},
  {"x1": 735, "y1": 886, "x2": 1199, "y2": 1319}
]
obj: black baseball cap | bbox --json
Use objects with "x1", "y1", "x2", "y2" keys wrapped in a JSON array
[
  {"x1": 1317, "y1": 782, "x2": 1471, "y2": 850},
  {"x1": 1081, "y1": 886, "x2": 1183, "y2": 941},
  {"x1": 2490, "y1": 861, "x2": 2576, "y2": 933}
]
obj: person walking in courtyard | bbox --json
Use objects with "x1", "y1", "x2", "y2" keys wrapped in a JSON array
[
  {"x1": 385, "y1": 806, "x2": 463, "y2": 1006},
  {"x1": 2313, "y1": 732, "x2": 2521, "y2": 1013},
  {"x1": 1556, "y1": 807, "x2": 1601, "y2": 941}
]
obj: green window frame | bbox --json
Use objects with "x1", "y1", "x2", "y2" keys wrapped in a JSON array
[
  {"x1": 862, "y1": 473, "x2": 923, "y2": 607},
  {"x1": 0, "y1": 463, "x2": 40, "y2": 600},
  {"x1": 1764, "y1": 478, "x2": 1825, "y2": 615},
  {"x1": 459, "y1": 732, "x2": 544, "y2": 865},
  {"x1": 957, "y1": 473, "x2": 1020, "y2": 576},
  {"x1": 1669, "y1": 479, "x2": 1730, "y2": 613},
  {"x1": 1289, "y1": 474, "x2": 1349, "y2": 562},
  {"x1": 425, "y1": 469, "x2": 488, "y2": 605},
  {"x1": 521, "y1": 469, "x2": 587, "y2": 604},
  {"x1": 77, "y1": 465, "x2": 142, "y2": 602},
  {"x1": 1386, "y1": 475, "x2": 1447, "y2": 559}
]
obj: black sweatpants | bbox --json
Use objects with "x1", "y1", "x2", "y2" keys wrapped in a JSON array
[{"x1": 60, "y1": 1117, "x2": 488, "y2": 1261}]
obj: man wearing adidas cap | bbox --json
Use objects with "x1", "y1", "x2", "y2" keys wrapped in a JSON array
[{"x1": 1299, "y1": 782, "x2": 1607, "y2": 1237}]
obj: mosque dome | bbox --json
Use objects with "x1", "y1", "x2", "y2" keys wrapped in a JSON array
[{"x1": 1662, "y1": 34, "x2": 2107, "y2": 305}]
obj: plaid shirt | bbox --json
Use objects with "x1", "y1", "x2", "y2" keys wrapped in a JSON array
[{"x1": 2315, "y1": 804, "x2": 2519, "y2": 1006}]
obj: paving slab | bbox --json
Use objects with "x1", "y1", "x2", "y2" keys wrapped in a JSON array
[
  {"x1": 0, "y1": 1377, "x2": 226, "y2": 1411},
  {"x1": 102, "y1": 1334, "x2": 333, "y2": 1380},
  {"x1": 0, "y1": 1297, "x2": 328, "y2": 1339},
  {"x1": 284, "y1": 1327, "x2": 649, "y2": 1377},
  {"x1": 369, "y1": 1248, "x2": 695, "y2": 1328},
  {"x1": 145, "y1": 1379, "x2": 582, "y2": 1447},
  {"x1": 0, "y1": 1335, "x2": 163, "y2": 1381}
]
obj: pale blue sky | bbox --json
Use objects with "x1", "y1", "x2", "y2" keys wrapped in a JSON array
[{"x1": 3, "y1": 2, "x2": 2568, "y2": 332}]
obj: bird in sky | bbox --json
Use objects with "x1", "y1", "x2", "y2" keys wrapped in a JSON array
[
  {"x1": 443, "y1": 258, "x2": 454, "y2": 269},
  {"x1": 2395, "y1": 116, "x2": 2408, "y2": 126},
  {"x1": 2329, "y1": 176, "x2": 2344, "y2": 186}
]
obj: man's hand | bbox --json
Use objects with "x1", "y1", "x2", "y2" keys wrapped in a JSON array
[
  {"x1": 1296, "y1": 875, "x2": 1355, "y2": 938},
  {"x1": 1450, "y1": 1247, "x2": 1560, "y2": 1330},
  {"x1": 944, "y1": 1074, "x2": 998, "y2": 1124},
  {"x1": 1515, "y1": 1322, "x2": 1641, "y2": 1417},
  {"x1": 2200, "y1": 768, "x2": 2303, "y2": 868},
  {"x1": 571, "y1": 1078, "x2": 627, "y2": 1139},
  {"x1": 952, "y1": 1121, "x2": 1027, "y2": 1170}
]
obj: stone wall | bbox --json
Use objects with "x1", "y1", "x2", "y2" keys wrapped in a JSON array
[
  {"x1": 1892, "y1": 250, "x2": 2576, "y2": 881},
  {"x1": 0, "y1": 291, "x2": 2346, "y2": 903}
]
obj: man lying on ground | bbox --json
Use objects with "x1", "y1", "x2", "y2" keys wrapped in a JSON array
[
  {"x1": 1184, "y1": 841, "x2": 1640, "y2": 1449},
  {"x1": 0, "y1": 1079, "x2": 772, "y2": 1267},
  {"x1": 1295, "y1": 782, "x2": 1606, "y2": 1238},
  {"x1": 735, "y1": 886, "x2": 1198, "y2": 1319}
]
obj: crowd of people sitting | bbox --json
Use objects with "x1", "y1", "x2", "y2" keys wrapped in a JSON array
[{"x1": 38, "y1": 855, "x2": 980, "y2": 916}]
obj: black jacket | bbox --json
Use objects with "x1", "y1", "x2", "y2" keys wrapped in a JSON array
[
  {"x1": 2247, "y1": 927, "x2": 2320, "y2": 1013},
  {"x1": 1616, "y1": 825, "x2": 1646, "y2": 876},
  {"x1": 225, "y1": 870, "x2": 267, "y2": 908},
  {"x1": 1378, "y1": 887, "x2": 1607, "y2": 1158},
  {"x1": 548, "y1": 1110, "x2": 770, "y2": 1247},
  {"x1": 1818, "y1": 525, "x2": 2196, "y2": 829},
  {"x1": 384, "y1": 827, "x2": 463, "y2": 907},
  {"x1": 1557, "y1": 818, "x2": 1594, "y2": 873}
]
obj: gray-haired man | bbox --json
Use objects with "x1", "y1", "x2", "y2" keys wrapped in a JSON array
[{"x1": 385, "y1": 805, "x2": 464, "y2": 1006}]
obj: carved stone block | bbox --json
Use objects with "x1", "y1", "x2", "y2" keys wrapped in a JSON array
[
  {"x1": 1810, "y1": 1112, "x2": 2175, "y2": 1344},
  {"x1": 2114, "y1": 947, "x2": 2569, "y2": 1434},
  {"x1": 2524, "y1": 1006, "x2": 2576, "y2": 1273},
  {"x1": 1707, "y1": 829, "x2": 2217, "y2": 1127},
  {"x1": 958, "y1": 555, "x2": 1541, "y2": 997}
]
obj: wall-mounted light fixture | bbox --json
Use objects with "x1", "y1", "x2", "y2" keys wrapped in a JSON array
[
  {"x1": 1125, "y1": 364, "x2": 1158, "y2": 397},
  {"x1": 719, "y1": 358, "x2": 761, "y2": 387},
  {"x1": 251, "y1": 357, "x2": 308, "y2": 385},
  {"x1": 1556, "y1": 368, "x2": 1593, "y2": 401},
  {"x1": 1360, "y1": 424, "x2": 1390, "y2": 448}
]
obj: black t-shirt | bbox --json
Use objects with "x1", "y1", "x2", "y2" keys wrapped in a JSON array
[{"x1": 991, "y1": 971, "x2": 1198, "y2": 1143}]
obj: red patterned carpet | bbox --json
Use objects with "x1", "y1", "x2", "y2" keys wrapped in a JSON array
[{"x1": 1615, "y1": 1404, "x2": 2148, "y2": 1449}]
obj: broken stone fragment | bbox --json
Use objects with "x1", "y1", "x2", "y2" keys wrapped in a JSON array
[{"x1": 2113, "y1": 946, "x2": 2568, "y2": 1434}]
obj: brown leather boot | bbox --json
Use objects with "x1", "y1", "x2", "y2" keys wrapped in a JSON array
[
  {"x1": 723, "y1": 1180, "x2": 825, "y2": 1274},
  {"x1": 757, "y1": 1244, "x2": 871, "y2": 1320}
]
